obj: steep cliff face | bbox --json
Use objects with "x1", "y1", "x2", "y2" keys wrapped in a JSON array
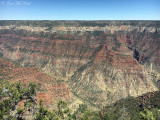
[
  {"x1": 0, "y1": 21, "x2": 159, "y2": 108},
  {"x1": 69, "y1": 45, "x2": 157, "y2": 107},
  {"x1": 0, "y1": 33, "x2": 95, "y2": 79}
]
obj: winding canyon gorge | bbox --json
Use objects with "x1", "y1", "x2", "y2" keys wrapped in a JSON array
[{"x1": 0, "y1": 21, "x2": 160, "y2": 110}]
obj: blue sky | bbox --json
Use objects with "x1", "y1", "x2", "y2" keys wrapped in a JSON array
[{"x1": 0, "y1": 0, "x2": 160, "y2": 20}]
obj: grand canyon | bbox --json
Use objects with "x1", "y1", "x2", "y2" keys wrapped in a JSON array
[{"x1": 0, "y1": 20, "x2": 160, "y2": 112}]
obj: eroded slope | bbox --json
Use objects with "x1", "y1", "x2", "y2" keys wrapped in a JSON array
[{"x1": 0, "y1": 21, "x2": 159, "y2": 107}]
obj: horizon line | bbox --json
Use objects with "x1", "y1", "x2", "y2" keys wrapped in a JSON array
[{"x1": 0, "y1": 20, "x2": 160, "y2": 21}]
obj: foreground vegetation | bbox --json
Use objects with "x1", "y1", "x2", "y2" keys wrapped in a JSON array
[{"x1": 0, "y1": 81, "x2": 160, "y2": 120}]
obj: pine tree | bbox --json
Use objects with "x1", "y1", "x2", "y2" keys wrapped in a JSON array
[{"x1": 0, "y1": 81, "x2": 36, "y2": 120}]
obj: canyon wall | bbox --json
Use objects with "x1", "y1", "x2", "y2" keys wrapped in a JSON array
[{"x1": 0, "y1": 21, "x2": 159, "y2": 108}]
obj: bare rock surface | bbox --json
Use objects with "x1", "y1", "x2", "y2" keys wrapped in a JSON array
[{"x1": 0, "y1": 21, "x2": 159, "y2": 108}]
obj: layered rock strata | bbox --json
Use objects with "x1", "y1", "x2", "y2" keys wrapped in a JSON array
[{"x1": 0, "y1": 21, "x2": 159, "y2": 107}]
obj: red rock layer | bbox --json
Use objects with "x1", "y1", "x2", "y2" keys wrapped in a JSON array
[{"x1": 0, "y1": 58, "x2": 72, "y2": 108}]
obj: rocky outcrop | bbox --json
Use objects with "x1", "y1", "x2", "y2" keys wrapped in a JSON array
[
  {"x1": 69, "y1": 45, "x2": 158, "y2": 107},
  {"x1": 0, "y1": 21, "x2": 159, "y2": 108}
]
